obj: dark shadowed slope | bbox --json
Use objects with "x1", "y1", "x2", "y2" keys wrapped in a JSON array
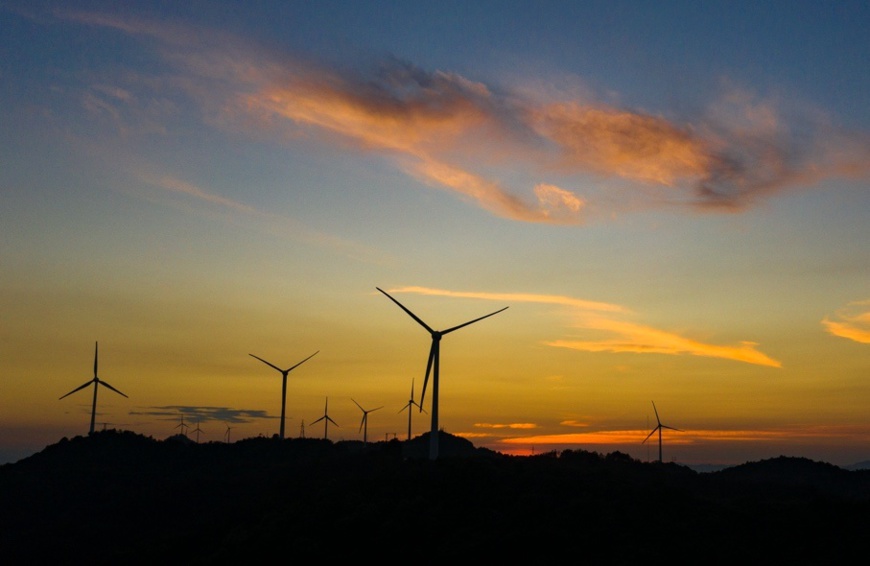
[{"x1": 2, "y1": 430, "x2": 869, "y2": 564}]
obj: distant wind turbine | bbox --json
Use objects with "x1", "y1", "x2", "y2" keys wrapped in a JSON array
[
  {"x1": 249, "y1": 350, "x2": 319, "y2": 439},
  {"x1": 59, "y1": 341, "x2": 128, "y2": 435},
  {"x1": 191, "y1": 420, "x2": 204, "y2": 443},
  {"x1": 642, "y1": 401, "x2": 682, "y2": 463},
  {"x1": 377, "y1": 287, "x2": 507, "y2": 460},
  {"x1": 224, "y1": 423, "x2": 233, "y2": 443},
  {"x1": 310, "y1": 397, "x2": 338, "y2": 440},
  {"x1": 352, "y1": 399, "x2": 383, "y2": 444},
  {"x1": 398, "y1": 378, "x2": 426, "y2": 441},
  {"x1": 175, "y1": 413, "x2": 189, "y2": 437}
]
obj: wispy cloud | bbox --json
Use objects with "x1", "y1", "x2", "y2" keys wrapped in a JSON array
[
  {"x1": 137, "y1": 172, "x2": 393, "y2": 265},
  {"x1": 823, "y1": 300, "x2": 870, "y2": 344},
  {"x1": 474, "y1": 422, "x2": 538, "y2": 430},
  {"x1": 55, "y1": 10, "x2": 870, "y2": 223},
  {"x1": 501, "y1": 425, "x2": 864, "y2": 447},
  {"x1": 130, "y1": 405, "x2": 270, "y2": 424},
  {"x1": 388, "y1": 286, "x2": 780, "y2": 367}
]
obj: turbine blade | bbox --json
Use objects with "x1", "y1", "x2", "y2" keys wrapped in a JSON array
[
  {"x1": 352, "y1": 398, "x2": 364, "y2": 412},
  {"x1": 93, "y1": 341, "x2": 99, "y2": 377},
  {"x1": 376, "y1": 287, "x2": 434, "y2": 333},
  {"x1": 59, "y1": 380, "x2": 94, "y2": 400},
  {"x1": 249, "y1": 354, "x2": 283, "y2": 373},
  {"x1": 359, "y1": 416, "x2": 365, "y2": 433},
  {"x1": 286, "y1": 350, "x2": 319, "y2": 372},
  {"x1": 642, "y1": 426, "x2": 659, "y2": 444},
  {"x1": 327, "y1": 416, "x2": 338, "y2": 426},
  {"x1": 419, "y1": 341, "x2": 436, "y2": 409},
  {"x1": 372, "y1": 406, "x2": 384, "y2": 412},
  {"x1": 99, "y1": 380, "x2": 129, "y2": 398},
  {"x1": 310, "y1": 416, "x2": 325, "y2": 425},
  {"x1": 441, "y1": 306, "x2": 508, "y2": 335},
  {"x1": 651, "y1": 401, "x2": 661, "y2": 425},
  {"x1": 661, "y1": 425, "x2": 682, "y2": 432}
]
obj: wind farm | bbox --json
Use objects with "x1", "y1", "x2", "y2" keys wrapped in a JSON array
[{"x1": 4, "y1": 1, "x2": 870, "y2": 478}]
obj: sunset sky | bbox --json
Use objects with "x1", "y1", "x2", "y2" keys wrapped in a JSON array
[{"x1": 2, "y1": 1, "x2": 869, "y2": 467}]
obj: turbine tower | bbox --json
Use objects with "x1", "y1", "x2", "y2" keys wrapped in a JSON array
[
  {"x1": 310, "y1": 397, "x2": 338, "y2": 440},
  {"x1": 398, "y1": 378, "x2": 425, "y2": 441},
  {"x1": 249, "y1": 350, "x2": 319, "y2": 439},
  {"x1": 352, "y1": 399, "x2": 383, "y2": 444},
  {"x1": 642, "y1": 401, "x2": 682, "y2": 463},
  {"x1": 59, "y1": 341, "x2": 128, "y2": 435},
  {"x1": 377, "y1": 287, "x2": 507, "y2": 460}
]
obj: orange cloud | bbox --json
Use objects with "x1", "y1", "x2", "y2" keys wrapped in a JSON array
[
  {"x1": 547, "y1": 315, "x2": 782, "y2": 368},
  {"x1": 823, "y1": 300, "x2": 870, "y2": 344},
  {"x1": 386, "y1": 286, "x2": 626, "y2": 313},
  {"x1": 502, "y1": 425, "x2": 865, "y2": 446},
  {"x1": 389, "y1": 286, "x2": 780, "y2": 367},
  {"x1": 57, "y1": 11, "x2": 870, "y2": 222},
  {"x1": 474, "y1": 423, "x2": 538, "y2": 430},
  {"x1": 529, "y1": 103, "x2": 713, "y2": 185}
]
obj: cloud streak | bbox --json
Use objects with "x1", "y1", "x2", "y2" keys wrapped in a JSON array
[
  {"x1": 389, "y1": 286, "x2": 780, "y2": 367},
  {"x1": 823, "y1": 300, "x2": 870, "y2": 344},
  {"x1": 57, "y1": 10, "x2": 870, "y2": 223}
]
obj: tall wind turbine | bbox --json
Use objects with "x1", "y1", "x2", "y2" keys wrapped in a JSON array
[
  {"x1": 377, "y1": 287, "x2": 507, "y2": 460},
  {"x1": 642, "y1": 401, "x2": 682, "y2": 463},
  {"x1": 224, "y1": 423, "x2": 233, "y2": 443},
  {"x1": 59, "y1": 342, "x2": 128, "y2": 435},
  {"x1": 398, "y1": 378, "x2": 425, "y2": 441},
  {"x1": 249, "y1": 350, "x2": 319, "y2": 439},
  {"x1": 310, "y1": 397, "x2": 338, "y2": 440},
  {"x1": 352, "y1": 399, "x2": 383, "y2": 444}
]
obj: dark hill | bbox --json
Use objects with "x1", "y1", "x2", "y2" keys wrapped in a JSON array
[{"x1": 2, "y1": 430, "x2": 868, "y2": 564}]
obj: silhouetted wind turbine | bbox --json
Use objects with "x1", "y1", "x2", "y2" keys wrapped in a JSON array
[
  {"x1": 398, "y1": 378, "x2": 426, "y2": 441},
  {"x1": 352, "y1": 399, "x2": 383, "y2": 444},
  {"x1": 175, "y1": 413, "x2": 189, "y2": 437},
  {"x1": 642, "y1": 401, "x2": 682, "y2": 463},
  {"x1": 59, "y1": 341, "x2": 128, "y2": 435},
  {"x1": 310, "y1": 397, "x2": 338, "y2": 440},
  {"x1": 191, "y1": 419, "x2": 204, "y2": 443},
  {"x1": 224, "y1": 423, "x2": 233, "y2": 443},
  {"x1": 249, "y1": 350, "x2": 319, "y2": 439},
  {"x1": 377, "y1": 287, "x2": 507, "y2": 460}
]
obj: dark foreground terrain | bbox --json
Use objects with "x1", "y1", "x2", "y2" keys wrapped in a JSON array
[{"x1": 2, "y1": 430, "x2": 869, "y2": 564}]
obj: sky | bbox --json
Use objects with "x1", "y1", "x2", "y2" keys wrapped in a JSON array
[{"x1": 2, "y1": 1, "x2": 869, "y2": 467}]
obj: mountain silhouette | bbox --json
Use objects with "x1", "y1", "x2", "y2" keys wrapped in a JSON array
[{"x1": 2, "y1": 430, "x2": 869, "y2": 564}]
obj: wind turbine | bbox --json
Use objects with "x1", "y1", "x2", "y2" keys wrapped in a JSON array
[
  {"x1": 249, "y1": 350, "x2": 319, "y2": 439},
  {"x1": 224, "y1": 423, "x2": 233, "y2": 443},
  {"x1": 191, "y1": 419, "x2": 204, "y2": 443},
  {"x1": 642, "y1": 401, "x2": 682, "y2": 463},
  {"x1": 175, "y1": 413, "x2": 189, "y2": 437},
  {"x1": 398, "y1": 378, "x2": 426, "y2": 441},
  {"x1": 377, "y1": 287, "x2": 507, "y2": 460},
  {"x1": 59, "y1": 341, "x2": 128, "y2": 435},
  {"x1": 310, "y1": 397, "x2": 338, "y2": 440},
  {"x1": 352, "y1": 399, "x2": 383, "y2": 444}
]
